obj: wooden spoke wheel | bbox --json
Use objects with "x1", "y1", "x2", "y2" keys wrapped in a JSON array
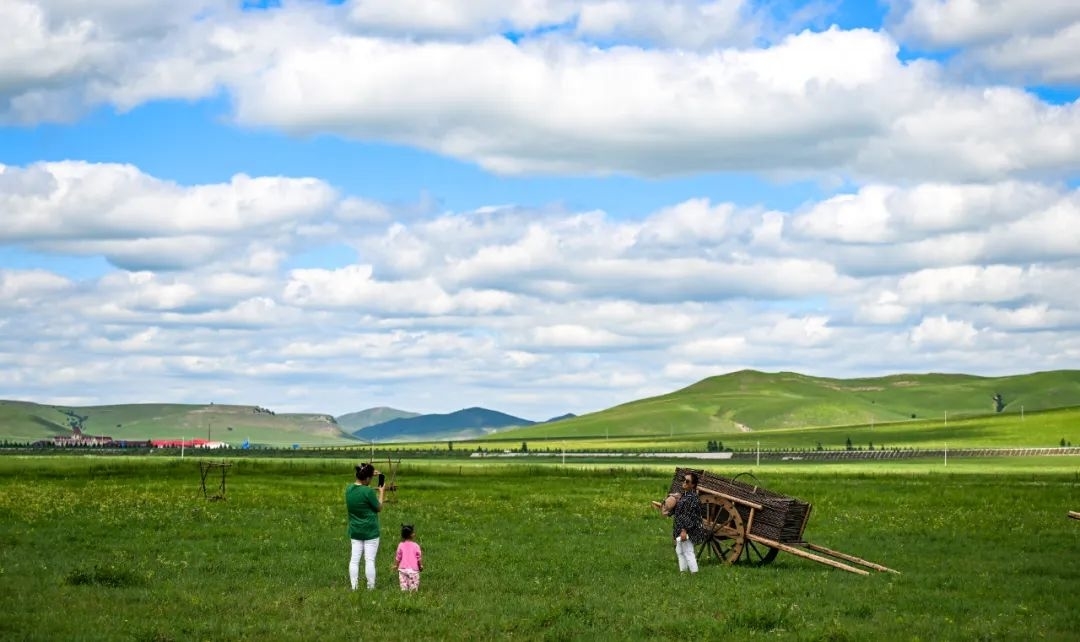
[
  {"x1": 740, "y1": 539, "x2": 780, "y2": 566},
  {"x1": 695, "y1": 496, "x2": 781, "y2": 566},
  {"x1": 696, "y1": 496, "x2": 745, "y2": 564}
]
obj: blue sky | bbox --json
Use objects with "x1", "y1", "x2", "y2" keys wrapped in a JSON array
[{"x1": 2, "y1": 0, "x2": 1079, "y2": 428}]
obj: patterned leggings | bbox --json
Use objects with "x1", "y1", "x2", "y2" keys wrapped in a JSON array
[{"x1": 398, "y1": 569, "x2": 420, "y2": 591}]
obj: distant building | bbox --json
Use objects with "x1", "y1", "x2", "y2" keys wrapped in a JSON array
[
  {"x1": 36, "y1": 430, "x2": 227, "y2": 449},
  {"x1": 51, "y1": 427, "x2": 113, "y2": 447},
  {"x1": 150, "y1": 439, "x2": 228, "y2": 449}
]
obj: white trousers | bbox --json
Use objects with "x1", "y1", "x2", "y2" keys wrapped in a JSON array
[
  {"x1": 349, "y1": 537, "x2": 380, "y2": 590},
  {"x1": 675, "y1": 538, "x2": 698, "y2": 573}
]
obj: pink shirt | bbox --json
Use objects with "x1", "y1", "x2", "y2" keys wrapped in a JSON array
[{"x1": 396, "y1": 540, "x2": 422, "y2": 571}]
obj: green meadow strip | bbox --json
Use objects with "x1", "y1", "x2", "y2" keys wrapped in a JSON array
[{"x1": 1, "y1": 456, "x2": 1078, "y2": 640}]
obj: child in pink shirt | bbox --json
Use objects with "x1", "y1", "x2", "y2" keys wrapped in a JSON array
[{"x1": 394, "y1": 524, "x2": 423, "y2": 591}]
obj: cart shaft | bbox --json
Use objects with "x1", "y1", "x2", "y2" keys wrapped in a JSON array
[
  {"x1": 746, "y1": 534, "x2": 899, "y2": 576},
  {"x1": 802, "y1": 542, "x2": 901, "y2": 574}
]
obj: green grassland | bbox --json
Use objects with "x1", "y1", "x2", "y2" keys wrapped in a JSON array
[
  {"x1": 1, "y1": 457, "x2": 1078, "y2": 641},
  {"x1": 0, "y1": 400, "x2": 355, "y2": 445},
  {"x1": 501, "y1": 369, "x2": 1080, "y2": 440}
]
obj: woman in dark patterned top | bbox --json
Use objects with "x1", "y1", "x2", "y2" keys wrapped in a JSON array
[{"x1": 671, "y1": 471, "x2": 704, "y2": 573}]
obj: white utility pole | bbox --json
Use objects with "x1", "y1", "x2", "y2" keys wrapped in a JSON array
[{"x1": 756, "y1": 441, "x2": 760, "y2": 466}]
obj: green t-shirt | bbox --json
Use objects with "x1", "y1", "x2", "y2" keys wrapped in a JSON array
[{"x1": 345, "y1": 484, "x2": 381, "y2": 540}]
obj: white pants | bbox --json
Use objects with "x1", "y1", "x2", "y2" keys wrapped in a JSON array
[
  {"x1": 675, "y1": 538, "x2": 698, "y2": 573},
  {"x1": 349, "y1": 538, "x2": 380, "y2": 590}
]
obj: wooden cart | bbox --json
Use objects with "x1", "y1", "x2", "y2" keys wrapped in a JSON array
[
  {"x1": 379, "y1": 456, "x2": 401, "y2": 503},
  {"x1": 659, "y1": 467, "x2": 899, "y2": 576}
]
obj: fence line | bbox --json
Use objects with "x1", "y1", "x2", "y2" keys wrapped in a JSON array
[{"x1": 738, "y1": 446, "x2": 1080, "y2": 461}]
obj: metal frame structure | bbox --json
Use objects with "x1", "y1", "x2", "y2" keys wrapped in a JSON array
[{"x1": 199, "y1": 460, "x2": 231, "y2": 501}]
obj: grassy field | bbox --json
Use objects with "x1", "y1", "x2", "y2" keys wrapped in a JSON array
[
  {"x1": 1, "y1": 456, "x2": 1078, "y2": 640},
  {"x1": 501, "y1": 369, "x2": 1080, "y2": 440}
]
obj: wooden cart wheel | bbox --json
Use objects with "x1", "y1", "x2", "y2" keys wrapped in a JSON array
[
  {"x1": 727, "y1": 471, "x2": 779, "y2": 565},
  {"x1": 696, "y1": 496, "x2": 745, "y2": 564},
  {"x1": 740, "y1": 539, "x2": 780, "y2": 566}
]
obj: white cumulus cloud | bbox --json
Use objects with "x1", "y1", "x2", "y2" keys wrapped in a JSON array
[{"x1": 889, "y1": 0, "x2": 1080, "y2": 84}]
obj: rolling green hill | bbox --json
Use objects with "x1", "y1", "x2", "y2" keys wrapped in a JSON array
[
  {"x1": 468, "y1": 405, "x2": 1080, "y2": 452},
  {"x1": 5, "y1": 369, "x2": 1079, "y2": 448},
  {"x1": 493, "y1": 369, "x2": 1080, "y2": 440},
  {"x1": 336, "y1": 407, "x2": 420, "y2": 432},
  {"x1": 0, "y1": 401, "x2": 357, "y2": 446}
]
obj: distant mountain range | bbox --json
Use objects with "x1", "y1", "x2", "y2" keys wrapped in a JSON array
[
  {"x1": 350, "y1": 407, "x2": 536, "y2": 442},
  {"x1": 335, "y1": 407, "x2": 419, "y2": 432},
  {"x1": 0, "y1": 399, "x2": 560, "y2": 445},
  {"x1": 4, "y1": 369, "x2": 1079, "y2": 446}
]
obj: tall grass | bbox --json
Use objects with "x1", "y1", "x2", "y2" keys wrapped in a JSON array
[{"x1": 1, "y1": 457, "x2": 1078, "y2": 640}]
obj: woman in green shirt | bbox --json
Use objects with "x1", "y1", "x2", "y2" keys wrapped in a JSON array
[{"x1": 346, "y1": 463, "x2": 385, "y2": 590}]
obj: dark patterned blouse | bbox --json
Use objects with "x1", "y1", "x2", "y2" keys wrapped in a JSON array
[{"x1": 671, "y1": 489, "x2": 705, "y2": 543}]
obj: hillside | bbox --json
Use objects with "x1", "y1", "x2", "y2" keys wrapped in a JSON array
[
  {"x1": 0, "y1": 400, "x2": 357, "y2": 446},
  {"x1": 493, "y1": 369, "x2": 1080, "y2": 440},
  {"x1": 5, "y1": 369, "x2": 1078, "y2": 447},
  {"x1": 336, "y1": 407, "x2": 419, "y2": 432},
  {"x1": 353, "y1": 407, "x2": 535, "y2": 442}
]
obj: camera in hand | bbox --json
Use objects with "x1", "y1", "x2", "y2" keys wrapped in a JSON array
[{"x1": 378, "y1": 473, "x2": 385, "y2": 487}]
